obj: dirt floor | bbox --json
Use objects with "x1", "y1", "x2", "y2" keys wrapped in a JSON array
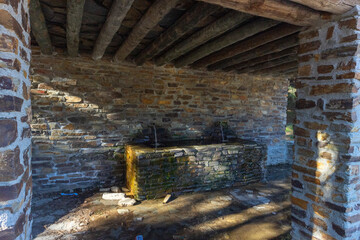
[{"x1": 32, "y1": 165, "x2": 291, "y2": 240}]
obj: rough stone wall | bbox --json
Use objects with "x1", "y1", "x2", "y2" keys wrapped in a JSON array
[
  {"x1": 0, "y1": 1, "x2": 32, "y2": 239},
  {"x1": 292, "y1": 6, "x2": 360, "y2": 240},
  {"x1": 30, "y1": 49, "x2": 288, "y2": 193},
  {"x1": 126, "y1": 141, "x2": 265, "y2": 200}
]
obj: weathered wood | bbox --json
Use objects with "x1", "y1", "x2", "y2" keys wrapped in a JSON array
[
  {"x1": 237, "y1": 55, "x2": 297, "y2": 74},
  {"x1": 256, "y1": 61, "x2": 298, "y2": 74},
  {"x1": 281, "y1": 67, "x2": 298, "y2": 75},
  {"x1": 174, "y1": 18, "x2": 279, "y2": 68},
  {"x1": 114, "y1": 0, "x2": 180, "y2": 62},
  {"x1": 198, "y1": 0, "x2": 323, "y2": 26},
  {"x1": 134, "y1": 2, "x2": 220, "y2": 65},
  {"x1": 289, "y1": 0, "x2": 356, "y2": 14},
  {"x1": 154, "y1": 11, "x2": 251, "y2": 66},
  {"x1": 192, "y1": 23, "x2": 301, "y2": 68},
  {"x1": 66, "y1": 0, "x2": 86, "y2": 57},
  {"x1": 92, "y1": 0, "x2": 134, "y2": 60},
  {"x1": 30, "y1": 0, "x2": 53, "y2": 54},
  {"x1": 209, "y1": 34, "x2": 299, "y2": 71},
  {"x1": 235, "y1": 47, "x2": 298, "y2": 72}
]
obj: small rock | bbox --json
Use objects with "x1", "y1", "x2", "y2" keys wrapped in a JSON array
[
  {"x1": 134, "y1": 217, "x2": 143, "y2": 222},
  {"x1": 122, "y1": 187, "x2": 130, "y2": 192},
  {"x1": 102, "y1": 193, "x2": 126, "y2": 200},
  {"x1": 118, "y1": 198, "x2": 136, "y2": 207},
  {"x1": 245, "y1": 190, "x2": 253, "y2": 194},
  {"x1": 219, "y1": 196, "x2": 232, "y2": 201},
  {"x1": 163, "y1": 194, "x2": 173, "y2": 204},
  {"x1": 111, "y1": 186, "x2": 120, "y2": 193},
  {"x1": 117, "y1": 209, "x2": 130, "y2": 215},
  {"x1": 100, "y1": 188, "x2": 110, "y2": 192}
]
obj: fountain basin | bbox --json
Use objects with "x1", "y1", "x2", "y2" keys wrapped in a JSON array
[{"x1": 125, "y1": 139, "x2": 266, "y2": 200}]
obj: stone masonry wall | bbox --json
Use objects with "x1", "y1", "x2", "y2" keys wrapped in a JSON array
[
  {"x1": 292, "y1": 6, "x2": 360, "y2": 240},
  {"x1": 126, "y1": 141, "x2": 265, "y2": 200},
  {"x1": 30, "y1": 48, "x2": 288, "y2": 194},
  {"x1": 0, "y1": 1, "x2": 32, "y2": 239}
]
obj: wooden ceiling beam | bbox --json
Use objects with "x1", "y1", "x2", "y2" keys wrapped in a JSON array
[
  {"x1": 30, "y1": 0, "x2": 53, "y2": 55},
  {"x1": 134, "y1": 2, "x2": 220, "y2": 66},
  {"x1": 197, "y1": 0, "x2": 323, "y2": 26},
  {"x1": 237, "y1": 55, "x2": 298, "y2": 74},
  {"x1": 255, "y1": 61, "x2": 298, "y2": 74},
  {"x1": 210, "y1": 33, "x2": 299, "y2": 71},
  {"x1": 92, "y1": 0, "x2": 134, "y2": 60},
  {"x1": 192, "y1": 23, "x2": 301, "y2": 68},
  {"x1": 235, "y1": 46, "x2": 298, "y2": 71},
  {"x1": 174, "y1": 18, "x2": 279, "y2": 68},
  {"x1": 289, "y1": 0, "x2": 356, "y2": 14},
  {"x1": 66, "y1": 0, "x2": 86, "y2": 57},
  {"x1": 155, "y1": 11, "x2": 251, "y2": 66},
  {"x1": 114, "y1": 0, "x2": 180, "y2": 62}
]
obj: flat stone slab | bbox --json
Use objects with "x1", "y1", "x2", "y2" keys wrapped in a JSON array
[
  {"x1": 118, "y1": 198, "x2": 136, "y2": 207},
  {"x1": 230, "y1": 189, "x2": 270, "y2": 207},
  {"x1": 102, "y1": 193, "x2": 126, "y2": 200}
]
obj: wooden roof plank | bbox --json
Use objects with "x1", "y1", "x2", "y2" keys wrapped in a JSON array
[
  {"x1": 174, "y1": 18, "x2": 280, "y2": 68},
  {"x1": 114, "y1": 0, "x2": 181, "y2": 62},
  {"x1": 66, "y1": 0, "x2": 86, "y2": 57},
  {"x1": 192, "y1": 23, "x2": 301, "y2": 68},
  {"x1": 30, "y1": 0, "x2": 53, "y2": 55},
  {"x1": 134, "y1": 2, "x2": 221, "y2": 66},
  {"x1": 155, "y1": 11, "x2": 251, "y2": 66},
  {"x1": 92, "y1": 0, "x2": 135, "y2": 60},
  {"x1": 197, "y1": 0, "x2": 323, "y2": 26}
]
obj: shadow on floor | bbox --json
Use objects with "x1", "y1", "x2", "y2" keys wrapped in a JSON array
[{"x1": 32, "y1": 165, "x2": 292, "y2": 240}]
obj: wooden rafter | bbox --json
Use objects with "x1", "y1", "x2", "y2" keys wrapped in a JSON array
[
  {"x1": 197, "y1": 0, "x2": 323, "y2": 26},
  {"x1": 155, "y1": 11, "x2": 251, "y2": 66},
  {"x1": 92, "y1": 0, "x2": 134, "y2": 60},
  {"x1": 237, "y1": 55, "x2": 297, "y2": 73},
  {"x1": 174, "y1": 18, "x2": 279, "y2": 68},
  {"x1": 114, "y1": 0, "x2": 180, "y2": 62},
  {"x1": 30, "y1": 0, "x2": 53, "y2": 55},
  {"x1": 134, "y1": 2, "x2": 220, "y2": 66},
  {"x1": 256, "y1": 61, "x2": 298, "y2": 74},
  {"x1": 236, "y1": 47, "x2": 298, "y2": 72},
  {"x1": 66, "y1": 0, "x2": 86, "y2": 57},
  {"x1": 289, "y1": 0, "x2": 356, "y2": 14},
  {"x1": 192, "y1": 23, "x2": 301, "y2": 68},
  {"x1": 209, "y1": 34, "x2": 299, "y2": 71}
]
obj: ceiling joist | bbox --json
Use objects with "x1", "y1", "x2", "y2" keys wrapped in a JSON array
[
  {"x1": 92, "y1": 0, "x2": 135, "y2": 60},
  {"x1": 114, "y1": 0, "x2": 181, "y2": 62},
  {"x1": 30, "y1": 0, "x2": 53, "y2": 55},
  {"x1": 134, "y1": 2, "x2": 220, "y2": 66},
  {"x1": 197, "y1": 0, "x2": 323, "y2": 26},
  {"x1": 237, "y1": 55, "x2": 298, "y2": 74},
  {"x1": 155, "y1": 11, "x2": 251, "y2": 66},
  {"x1": 175, "y1": 18, "x2": 279, "y2": 68},
  {"x1": 66, "y1": 0, "x2": 86, "y2": 57},
  {"x1": 289, "y1": 0, "x2": 356, "y2": 14},
  {"x1": 192, "y1": 23, "x2": 302, "y2": 68},
  {"x1": 210, "y1": 34, "x2": 299, "y2": 71},
  {"x1": 236, "y1": 47, "x2": 298, "y2": 72}
]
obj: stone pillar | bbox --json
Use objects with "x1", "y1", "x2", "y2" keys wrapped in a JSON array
[
  {"x1": 292, "y1": 6, "x2": 360, "y2": 240},
  {"x1": 0, "y1": 1, "x2": 32, "y2": 239}
]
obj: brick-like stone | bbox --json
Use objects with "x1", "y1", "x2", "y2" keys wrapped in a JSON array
[
  {"x1": 0, "y1": 119, "x2": 17, "y2": 147},
  {"x1": 0, "y1": 95, "x2": 23, "y2": 112},
  {"x1": 291, "y1": 196, "x2": 308, "y2": 210},
  {"x1": 0, "y1": 147, "x2": 22, "y2": 181},
  {"x1": 310, "y1": 83, "x2": 355, "y2": 96}
]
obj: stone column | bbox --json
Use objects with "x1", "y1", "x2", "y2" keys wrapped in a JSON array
[
  {"x1": 292, "y1": 6, "x2": 360, "y2": 240},
  {"x1": 0, "y1": 1, "x2": 32, "y2": 239}
]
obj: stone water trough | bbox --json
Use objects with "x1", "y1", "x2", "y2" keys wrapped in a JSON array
[{"x1": 125, "y1": 139, "x2": 266, "y2": 200}]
